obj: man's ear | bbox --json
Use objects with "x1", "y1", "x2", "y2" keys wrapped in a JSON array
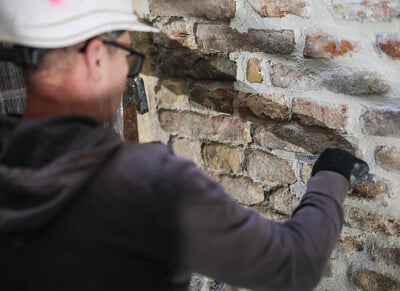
[{"x1": 83, "y1": 38, "x2": 106, "y2": 81}]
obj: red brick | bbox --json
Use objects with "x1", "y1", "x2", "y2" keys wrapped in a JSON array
[
  {"x1": 150, "y1": 0, "x2": 236, "y2": 20},
  {"x1": 238, "y1": 93, "x2": 289, "y2": 121},
  {"x1": 189, "y1": 81, "x2": 236, "y2": 114},
  {"x1": 360, "y1": 107, "x2": 400, "y2": 138},
  {"x1": 328, "y1": 0, "x2": 400, "y2": 22},
  {"x1": 320, "y1": 69, "x2": 390, "y2": 95},
  {"x1": 292, "y1": 99, "x2": 348, "y2": 129},
  {"x1": 375, "y1": 33, "x2": 400, "y2": 59},
  {"x1": 271, "y1": 63, "x2": 390, "y2": 95},
  {"x1": 245, "y1": 150, "x2": 296, "y2": 184},
  {"x1": 159, "y1": 110, "x2": 252, "y2": 144},
  {"x1": 248, "y1": 0, "x2": 310, "y2": 18},
  {"x1": 304, "y1": 32, "x2": 357, "y2": 59},
  {"x1": 375, "y1": 146, "x2": 400, "y2": 172},
  {"x1": 153, "y1": 18, "x2": 197, "y2": 49},
  {"x1": 156, "y1": 47, "x2": 237, "y2": 81},
  {"x1": 271, "y1": 63, "x2": 316, "y2": 89},
  {"x1": 196, "y1": 24, "x2": 295, "y2": 54},
  {"x1": 252, "y1": 122, "x2": 354, "y2": 154}
]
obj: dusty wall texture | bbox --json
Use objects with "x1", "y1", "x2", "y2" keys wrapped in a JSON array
[{"x1": 134, "y1": 1, "x2": 400, "y2": 290}]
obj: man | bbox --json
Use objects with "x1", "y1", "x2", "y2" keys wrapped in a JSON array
[{"x1": 0, "y1": 1, "x2": 369, "y2": 290}]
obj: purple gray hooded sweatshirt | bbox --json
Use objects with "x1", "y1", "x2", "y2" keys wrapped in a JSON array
[{"x1": 0, "y1": 114, "x2": 348, "y2": 291}]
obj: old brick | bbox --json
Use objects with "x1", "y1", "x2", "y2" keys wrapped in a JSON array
[
  {"x1": 345, "y1": 207, "x2": 400, "y2": 236},
  {"x1": 370, "y1": 241, "x2": 400, "y2": 266},
  {"x1": 158, "y1": 79, "x2": 191, "y2": 109},
  {"x1": 153, "y1": 18, "x2": 197, "y2": 50},
  {"x1": 268, "y1": 186, "x2": 299, "y2": 215},
  {"x1": 156, "y1": 47, "x2": 237, "y2": 81},
  {"x1": 320, "y1": 69, "x2": 390, "y2": 95},
  {"x1": 292, "y1": 99, "x2": 348, "y2": 129},
  {"x1": 159, "y1": 110, "x2": 252, "y2": 144},
  {"x1": 375, "y1": 33, "x2": 400, "y2": 59},
  {"x1": 196, "y1": 24, "x2": 295, "y2": 54},
  {"x1": 304, "y1": 32, "x2": 357, "y2": 59},
  {"x1": 150, "y1": 0, "x2": 236, "y2": 20},
  {"x1": 170, "y1": 137, "x2": 202, "y2": 166},
  {"x1": 189, "y1": 81, "x2": 236, "y2": 114},
  {"x1": 245, "y1": 150, "x2": 296, "y2": 184},
  {"x1": 360, "y1": 107, "x2": 400, "y2": 138},
  {"x1": 210, "y1": 173, "x2": 265, "y2": 205},
  {"x1": 301, "y1": 163, "x2": 313, "y2": 183},
  {"x1": 238, "y1": 93, "x2": 289, "y2": 121},
  {"x1": 271, "y1": 63, "x2": 316, "y2": 89},
  {"x1": 202, "y1": 144, "x2": 243, "y2": 174},
  {"x1": 349, "y1": 179, "x2": 389, "y2": 199},
  {"x1": 130, "y1": 31, "x2": 155, "y2": 76},
  {"x1": 253, "y1": 122, "x2": 354, "y2": 154},
  {"x1": 328, "y1": 0, "x2": 400, "y2": 22},
  {"x1": 246, "y1": 58, "x2": 264, "y2": 83},
  {"x1": 251, "y1": 201, "x2": 290, "y2": 222},
  {"x1": 375, "y1": 146, "x2": 400, "y2": 172},
  {"x1": 337, "y1": 236, "x2": 364, "y2": 252},
  {"x1": 351, "y1": 269, "x2": 400, "y2": 291},
  {"x1": 248, "y1": 0, "x2": 310, "y2": 18},
  {"x1": 271, "y1": 64, "x2": 390, "y2": 95}
]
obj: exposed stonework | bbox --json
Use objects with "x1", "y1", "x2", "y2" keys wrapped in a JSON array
[
  {"x1": 292, "y1": 98, "x2": 348, "y2": 129},
  {"x1": 327, "y1": 0, "x2": 400, "y2": 22},
  {"x1": 271, "y1": 63, "x2": 390, "y2": 95},
  {"x1": 189, "y1": 81, "x2": 236, "y2": 114},
  {"x1": 345, "y1": 207, "x2": 400, "y2": 236},
  {"x1": 375, "y1": 146, "x2": 400, "y2": 172},
  {"x1": 238, "y1": 93, "x2": 289, "y2": 121},
  {"x1": 349, "y1": 179, "x2": 389, "y2": 199},
  {"x1": 155, "y1": 48, "x2": 237, "y2": 81},
  {"x1": 159, "y1": 110, "x2": 252, "y2": 144},
  {"x1": 360, "y1": 107, "x2": 400, "y2": 138},
  {"x1": 248, "y1": 0, "x2": 310, "y2": 18},
  {"x1": 268, "y1": 186, "x2": 299, "y2": 215},
  {"x1": 196, "y1": 24, "x2": 295, "y2": 54},
  {"x1": 133, "y1": 1, "x2": 400, "y2": 290},
  {"x1": 375, "y1": 33, "x2": 400, "y2": 59},
  {"x1": 169, "y1": 137, "x2": 202, "y2": 166},
  {"x1": 245, "y1": 150, "x2": 297, "y2": 184},
  {"x1": 252, "y1": 122, "x2": 354, "y2": 154},
  {"x1": 351, "y1": 269, "x2": 400, "y2": 291},
  {"x1": 209, "y1": 172, "x2": 265, "y2": 205},
  {"x1": 150, "y1": 0, "x2": 236, "y2": 20},
  {"x1": 202, "y1": 143, "x2": 243, "y2": 174},
  {"x1": 304, "y1": 32, "x2": 357, "y2": 59},
  {"x1": 246, "y1": 58, "x2": 264, "y2": 83}
]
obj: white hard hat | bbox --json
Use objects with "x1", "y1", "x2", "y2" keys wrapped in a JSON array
[{"x1": 0, "y1": 0, "x2": 158, "y2": 49}]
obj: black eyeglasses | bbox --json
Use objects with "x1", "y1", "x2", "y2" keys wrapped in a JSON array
[{"x1": 79, "y1": 39, "x2": 145, "y2": 78}]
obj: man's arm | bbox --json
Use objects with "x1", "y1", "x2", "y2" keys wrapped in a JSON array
[{"x1": 156, "y1": 147, "x2": 367, "y2": 291}]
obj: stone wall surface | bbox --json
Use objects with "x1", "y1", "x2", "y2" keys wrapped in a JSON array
[{"x1": 136, "y1": 0, "x2": 400, "y2": 290}]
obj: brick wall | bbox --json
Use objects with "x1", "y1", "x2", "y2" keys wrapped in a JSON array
[{"x1": 135, "y1": 1, "x2": 400, "y2": 290}]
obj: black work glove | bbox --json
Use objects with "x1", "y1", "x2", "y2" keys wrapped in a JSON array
[{"x1": 312, "y1": 148, "x2": 369, "y2": 187}]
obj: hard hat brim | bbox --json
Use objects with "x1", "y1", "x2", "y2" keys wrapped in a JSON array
[{"x1": 1, "y1": 11, "x2": 159, "y2": 49}]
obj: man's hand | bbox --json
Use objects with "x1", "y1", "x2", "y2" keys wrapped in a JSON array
[{"x1": 312, "y1": 148, "x2": 369, "y2": 187}]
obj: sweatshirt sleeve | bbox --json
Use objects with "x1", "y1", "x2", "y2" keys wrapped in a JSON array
[{"x1": 157, "y1": 151, "x2": 349, "y2": 291}]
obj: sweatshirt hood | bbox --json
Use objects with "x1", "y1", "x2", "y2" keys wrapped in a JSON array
[{"x1": 0, "y1": 115, "x2": 121, "y2": 232}]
